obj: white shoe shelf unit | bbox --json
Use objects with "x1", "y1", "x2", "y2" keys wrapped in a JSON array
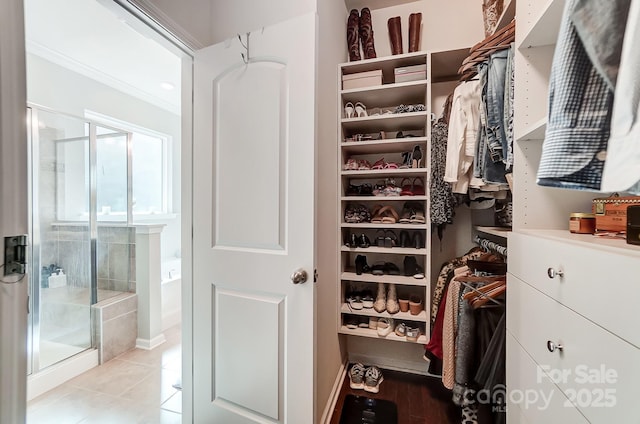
[{"x1": 337, "y1": 49, "x2": 470, "y2": 346}]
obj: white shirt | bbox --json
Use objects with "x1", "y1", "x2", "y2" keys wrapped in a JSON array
[
  {"x1": 601, "y1": 0, "x2": 640, "y2": 193},
  {"x1": 444, "y1": 80, "x2": 482, "y2": 194}
]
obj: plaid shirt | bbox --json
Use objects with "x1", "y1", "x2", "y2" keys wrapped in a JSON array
[{"x1": 537, "y1": 0, "x2": 616, "y2": 191}]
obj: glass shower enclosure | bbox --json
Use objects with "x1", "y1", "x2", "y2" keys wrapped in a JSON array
[{"x1": 28, "y1": 107, "x2": 132, "y2": 373}]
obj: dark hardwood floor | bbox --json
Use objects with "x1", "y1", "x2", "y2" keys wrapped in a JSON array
[{"x1": 329, "y1": 367, "x2": 460, "y2": 424}]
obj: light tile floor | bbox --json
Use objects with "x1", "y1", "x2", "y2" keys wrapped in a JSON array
[{"x1": 27, "y1": 324, "x2": 182, "y2": 424}]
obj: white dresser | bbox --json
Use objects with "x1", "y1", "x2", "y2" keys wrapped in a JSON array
[{"x1": 507, "y1": 230, "x2": 640, "y2": 422}]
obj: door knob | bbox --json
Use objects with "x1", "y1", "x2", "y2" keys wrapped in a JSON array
[
  {"x1": 547, "y1": 340, "x2": 564, "y2": 353},
  {"x1": 547, "y1": 267, "x2": 564, "y2": 279},
  {"x1": 290, "y1": 269, "x2": 308, "y2": 284}
]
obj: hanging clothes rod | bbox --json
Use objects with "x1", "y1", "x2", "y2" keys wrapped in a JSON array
[{"x1": 473, "y1": 235, "x2": 507, "y2": 257}]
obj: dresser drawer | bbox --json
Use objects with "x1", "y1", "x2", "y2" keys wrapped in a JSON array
[
  {"x1": 506, "y1": 333, "x2": 588, "y2": 423},
  {"x1": 509, "y1": 231, "x2": 640, "y2": 348},
  {"x1": 507, "y1": 275, "x2": 640, "y2": 422}
]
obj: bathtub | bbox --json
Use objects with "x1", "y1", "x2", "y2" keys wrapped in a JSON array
[{"x1": 161, "y1": 258, "x2": 182, "y2": 331}]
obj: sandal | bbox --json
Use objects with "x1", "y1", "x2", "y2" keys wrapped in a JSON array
[
  {"x1": 370, "y1": 205, "x2": 384, "y2": 223},
  {"x1": 357, "y1": 159, "x2": 372, "y2": 170},
  {"x1": 378, "y1": 206, "x2": 399, "y2": 224},
  {"x1": 410, "y1": 204, "x2": 426, "y2": 224},
  {"x1": 371, "y1": 158, "x2": 386, "y2": 170},
  {"x1": 399, "y1": 203, "x2": 412, "y2": 223},
  {"x1": 343, "y1": 158, "x2": 358, "y2": 170},
  {"x1": 355, "y1": 101, "x2": 367, "y2": 118}
]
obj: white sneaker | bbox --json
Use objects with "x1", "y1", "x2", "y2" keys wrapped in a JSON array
[
  {"x1": 349, "y1": 362, "x2": 365, "y2": 390},
  {"x1": 364, "y1": 366, "x2": 384, "y2": 393},
  {"x1": 376, "y1": 318, "x2": 394, "y2": 337}
]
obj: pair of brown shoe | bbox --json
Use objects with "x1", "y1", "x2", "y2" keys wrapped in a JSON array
[
  {"x1": 347, "y1": 8, "x2": 377, "y2": 61},
  {"x1": 388, "y1": 13, "x2": 423, "y2": 55}
]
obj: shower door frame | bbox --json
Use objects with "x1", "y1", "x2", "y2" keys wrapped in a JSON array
[{"x1": 27, "y1": 104, "x2": 133, "y2": 375}]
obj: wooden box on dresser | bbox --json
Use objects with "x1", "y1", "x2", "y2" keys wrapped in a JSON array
[{"x1": 509, "y1": 0, "x2": 640, "y2": 422}]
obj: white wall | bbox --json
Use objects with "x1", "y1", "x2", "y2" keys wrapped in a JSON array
[
  {"x1": 146, "y1": 0, "x2": 214, "y2": 46},
  {"x1": 316, "y1": 0, "x2": 349, "y2": 422},
  {"x1": 27, "y1": 53, "x2": 182, "y2": 260},
  {"x1": 370, "y1": 0, "x2": 484, "y2": 58}
]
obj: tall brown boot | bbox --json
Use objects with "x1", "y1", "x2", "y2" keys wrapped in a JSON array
[
  {"x1": 387, "y1": 16, "x2": 403, "y2": 55},
  {"x1": 408, "y1": 12, "x2": 422, "y2": 52},
  {"x1": 359, "y1": 7, "x2": 377, "y2": 59},
  {"x1": 347, "y1": 9, "x2": 361, "y2": 61}
]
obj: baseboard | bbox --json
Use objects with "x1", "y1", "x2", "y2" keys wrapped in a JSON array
[
  {"x1": 320, "y1": 360, "x2": 348, "y2": 424},
  {"x1": 348, "y1": 353, "x2": 428, "y2": 376},
  {"x1": 27, "y1": 349, "x2": 99, "y2": 401},
  {"x1": 136, "y1": 333, "x2": 166, "y2": 350}
]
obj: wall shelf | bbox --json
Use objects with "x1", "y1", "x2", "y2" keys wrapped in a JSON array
[
  {"x1": 340, "y1": 304, "x2": 428, "y2": 321},
  {"x1": 339, "y1": 326, "x2": 428, "y2": 344},
  {"x1": 342, "y1": 137, "x2": 428, "y2": 154},
  {"x1": 342, "y1": 80, "x2": 428, "y2": 106},
  {"x1": 341, "y1": 168, "x2": 425, "y2": 178},
  {"x1": 475, "y1": 226, "x2": 511, "y2": 238},
  {"x1": 341, "y1": 195, "x2": 428, "y2": 202},
  {"x1": 518, "y1": 0, "x2": 564, "y2": 49},
  {"x1": 341, "y1": 111, "x2": 429, "y2": 133},
  {"x1": 341, "y1": 271, "x2": 427, "y2": 287},
  {"x1": 517, "y1": 117, "x2": 547, "y2": 141},
  {"x1": 341, "y1": 223, "x2": 428, "y2": 229},
  {"x1": 341, "y1": 246, "x2": 427, "y2": 255}
]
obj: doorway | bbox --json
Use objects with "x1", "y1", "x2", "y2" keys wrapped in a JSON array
[{"x1": 23, "y1": 0, "x2": 188, "y2": 406}]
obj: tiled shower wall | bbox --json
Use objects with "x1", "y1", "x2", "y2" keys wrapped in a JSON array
[{"x1": 44, "y1": 225, "x2": 136, "y2": 293}]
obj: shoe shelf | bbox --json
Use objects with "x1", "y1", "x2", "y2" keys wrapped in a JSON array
[
  {"x1": 341, "y1": 111, "x2": 429, "y2": 134},
  {"x1": 341, "y1": 271, "x2": 427, "y2": 287},
  {"x1": 341, "y1": 195, "x2": 428, "y2": 202},
  {"x1": 341, "y1": 246, "x2": 427, "y2": 255},
  {"x1": 341, "y1": 168, "x2": 425, "y2": 178},
  {"x1": 340, "y1": 223, "x2": 428, "y2": 229},
  {"x1": 339, "y1": 326, "x2": 428, "y2": 344},
  {"x1": 340, "y1": 304, "x2": 427, "y2": 321},
  {"x1": 342, "y1": 137, "x2": 428, "y2": 155},
  {"x1": 342, "y1": 80, "x2": 427, "y2": 106},
  {"x1": 338, "y1": 50, "x2": 431, "y2": 350}
]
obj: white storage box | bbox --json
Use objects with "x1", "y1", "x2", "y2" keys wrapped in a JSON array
[
  {"x1": 342, "y1": 69, "x2": 383, "y2": 90},
  {"x1": 394, "y1": 64, "x2": 427, "y2": 83}
]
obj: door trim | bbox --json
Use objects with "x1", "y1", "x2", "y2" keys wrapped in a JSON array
[{"x1": 0, "y1": 0, "x2": 29, "y2": 422}]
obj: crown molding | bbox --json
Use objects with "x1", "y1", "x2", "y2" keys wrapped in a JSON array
[
  {"x1": 125, "y1": 0, "x2": 206, "y2": 51},
  {"x1": 26, "y1": 39, "x2": 180, "y2": 115}
]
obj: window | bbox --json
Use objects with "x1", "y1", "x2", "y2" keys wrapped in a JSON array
[{"x1": 54, "y1": 111, "x2": 172, "y2": 222}]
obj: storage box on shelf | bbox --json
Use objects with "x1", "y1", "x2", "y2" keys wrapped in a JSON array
[{"x1": 338, "y1": 52, "x2": 430, "y2": 346}]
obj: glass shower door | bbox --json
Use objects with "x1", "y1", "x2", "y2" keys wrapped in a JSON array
[{"x1": 31, "y1": 109, "x2": 92, "y2": 371}]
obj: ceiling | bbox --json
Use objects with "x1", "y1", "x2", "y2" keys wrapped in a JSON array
[{"x1": 24, "y1": 0, "x2": 182, "y2": 115}]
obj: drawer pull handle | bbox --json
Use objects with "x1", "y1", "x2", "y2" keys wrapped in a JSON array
[
  {"x1": 547, "y1": 340, "x2": 563, "y2": 353},
  {"x1": 547, "y1": 268, "x2": 564, "y2": 279}
]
